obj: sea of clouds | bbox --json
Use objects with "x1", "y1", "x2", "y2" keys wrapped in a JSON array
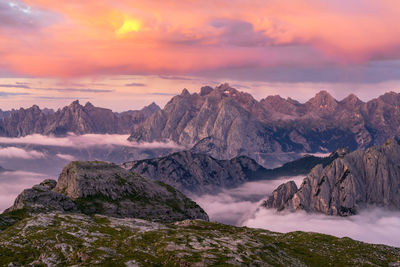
[
  {"x1": 0, "y1": 134, "x2": 182, "y2": 212},
  {"x1": 194, "y1": 176, "x2": 400, "y2": 247},
  {"x1": 0, "y1": 133, "x2": 399, "y2": 247},
  {"x1": 0, "y1": 133, "x2": 182, "y2": 149},
  {"x1": 0, "y1": 170, "x2": 51, "y2": 212}
]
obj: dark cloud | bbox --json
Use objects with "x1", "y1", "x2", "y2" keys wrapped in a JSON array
[
  {"x1": 149, "y1": 92, "x2": 178, "y2": 96},
  {"x1": 37, "y1": 88, "x2": 114, "y2": 93},
  {"x1": 0, "y1": 1, "x2": 58, "y2": 30},
  {"x1": 158, "y1": 75, "x2": 197, "y2": 81},
  {"x1": 210, "y1": 19, "x2": 271, "y2": 47},
  {"x1": 0, "y1": 84, "x2": 30, "y2": 89},
  {"x1": 0, "y1": 91, "x2": 29, "y2": 97},
  {"x1": 125, "y1": 83, "x2": 146, "y2": 87},
  {"x1": 193, "y1": 59, "x2": 400, "y2": 84},
  {"x1": 35, "y1": 96, "x2": 91, "y2": 100}
]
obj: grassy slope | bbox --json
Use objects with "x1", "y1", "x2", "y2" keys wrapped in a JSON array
[{"x1": 0, "y1": 212, "x2": 399, "y2": 266}]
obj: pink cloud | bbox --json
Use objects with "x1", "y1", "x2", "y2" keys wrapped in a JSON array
[{"x1": 0, "y1": 0, "x2": 399, "y2": 77}]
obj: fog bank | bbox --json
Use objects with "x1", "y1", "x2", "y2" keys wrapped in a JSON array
[
  {"x1": 194, "y1": 176, "x2": 400, "y2": 247},
  {"x1": 243, "y1": 208, "x2": 400, "y2": 247}
]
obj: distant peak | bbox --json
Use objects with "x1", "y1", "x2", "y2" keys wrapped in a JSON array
[
  {"x1": 314, "y1": 90, "x2": 334, "y2": 99},
  {"x1": 181, "y1": 88, "x2": 190, "y2": 96},
  {"x1": 200, "y1": 86, "x2": 213, "y2": 96},
  {"x1": 70, "y1": 100, "x2": 80, "y2": 106},
  {"x1": 143, "y1": 102, "x2": 161, "y2": 112},
  {"x1": 341, "y1": 94, "x2": 362, "y2": 104},
  {"x1": 265, "y1": 95, "x2": 285, "y2": 102},
  {"x1": 215, "y1": 83, "x2": 232, "y2": 91},
  {"x1": 307, "y1": 90, "x2": 337, "y2": 109},
  {"x1": 84, "y1": 102, "x2": 94, "y2": 108}
]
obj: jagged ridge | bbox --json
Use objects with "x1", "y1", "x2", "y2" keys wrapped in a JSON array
[
  {"x1": 264, "y1": 139, "x2": 400, "y2": 216},
  {"x1": 122, "y1": 149, "x2": 342, "y2": 194},
  {"x1": 129, "y1": 84, "x2": 400, "y2": 166}
]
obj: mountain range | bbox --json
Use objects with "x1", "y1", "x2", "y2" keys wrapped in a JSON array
[
  {"x1": 2, "y1": 84, "x2": 400, "y2": 168},
  {"x1": 264, "y1": 139, "x2": 400, "y2": 216},
  {"x1": 129, "y1": 84, "x2": 400, "y2": 167},
  {"x1": 0, "y1": 100, "x2": 160, "y2": 136},
  {"x1": 122, "y1": 149, "x2": 343, "y2": 194}
]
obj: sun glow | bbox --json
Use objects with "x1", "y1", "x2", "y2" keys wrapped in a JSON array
[{"x1": 116, "y1": 18, "x2": 141, "y2": 36}]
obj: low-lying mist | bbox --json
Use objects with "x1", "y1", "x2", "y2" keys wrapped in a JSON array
[
  {"x1": 0, "y1": 133, "x2": 183, "y2": 149},
  {"x1": 243, "y1": 206, "x2": 400, "y2": 248},
  {"x1": 0, "y1": 134, "x2": 182, "y2": 212},
  {"x1": 0, "y1": 171, "x2": 51, "y2": 212},
  {"x1": 192, "y1": 176, "x2": 304, "y2": 226},
  {"x1": 194, "y1": 176, "x2": 400, "y2": 247}
]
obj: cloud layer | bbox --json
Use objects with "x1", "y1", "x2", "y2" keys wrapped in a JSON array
[
  {"x1": 0, "y1": 0, "x2": 399, "y2": 79},
  {"x1": 0, "y1": 134, "x2": 183, "y2": 149},
  {"x1": 0, "y1": 171, "x2": 51, "y2": 212},
  {"x1": 243, "y1": 208, "x2": 400, "y2": 248},
  {"x1": 194, "y1": 176, "x2": 400, "y2": 247},
  {"x1": 0, "y1": 147, "x2": 44, "y2": 159}
]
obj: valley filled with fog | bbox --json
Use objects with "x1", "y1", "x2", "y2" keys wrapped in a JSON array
[
  {"x1": 1, "y1": 134, "x2": 400, "y2": 248},
  {"x1": 0, "y1": 134, "x2": 181, "y2": 211},
  {"x1": 194, "y1": 178, "x2": 400, "y2": 247}
]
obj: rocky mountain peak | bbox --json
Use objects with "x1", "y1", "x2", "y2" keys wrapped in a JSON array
[
  {"x1": 8, "y1": 161, "x2": 209, "y2": 222},
  {"x1": 84, "y1": 101, "x2": 94, "y2": 108},
  {"x1": 342, "y1": 93, "x2": 362, "y2": 104},
  {"x1": 143, "y1": 102, "x2": 161, "y2": 112},
  {"x1": 305, "y1": 90, "x2": 338, "y2": 114},
  {"x1": 70, "y1": 100, "x2": 81, "y2": 106},
  {"x1": 200, "y1": 86, "x2": 213, "y2": 96},
  {"x1": 308, "y1": 90, "x2": 336, "y2": 105},
  {"x1": 181, "y1": 88, "x2": 190, "y2": 96},
  {"x1": 377, "y1": 91, "x2": 400, "y2": 105},
  {"x1": 264, "y1": 139, "x2": 400, "y2": 216}
]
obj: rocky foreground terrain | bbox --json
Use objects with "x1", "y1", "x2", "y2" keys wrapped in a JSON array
[
  {"x1": 122, "y1": 150, "x2": 342, "y2": 194},
  {"x1": 1, "y1": 160, "x2": 400, "y2": 266},
  {"x1": 264, "y1": 139, "x2": 400, "y2": 216},
  {"x1": 1, "y1": 211, "x2": 400, "y2": 266}
]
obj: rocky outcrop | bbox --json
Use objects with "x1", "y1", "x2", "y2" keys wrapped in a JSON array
[
  {"x1": 6, "y1": 161, "x2": 209, "y2": 222},
  {"x1": 122, "y1": 151, "x2": 267, "y2": 194},
  {"x1": 5, "y1": 179, "x2": 77, "y2": 213},
  {"x1": 263, "y1": 181, "x2": 298, "y2": 211},
  {"x1": 129, "y1": 84, "x2": 400, "y2": 166},
  {"x1": 0, "y1": 101, "x2": 160, "y2": 137},
  {"x1": 122, "y1": 150, "x2": 342, "y2": 194},
  {"x1": 264, "y1": 139, "x2": 400, "y2": 216}
]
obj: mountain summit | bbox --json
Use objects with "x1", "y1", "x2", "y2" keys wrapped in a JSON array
[{"x1": 264, "y1": 139, "x2": 400, "y2": 216}]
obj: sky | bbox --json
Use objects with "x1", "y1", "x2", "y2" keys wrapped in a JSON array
[{"x1": 1, "y1": 0, "x2": 400, "y2": 110}]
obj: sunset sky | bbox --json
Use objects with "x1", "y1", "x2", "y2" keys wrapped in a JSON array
[{"x1": 1, "y1": 0, "x2": 400, "y2": 111}]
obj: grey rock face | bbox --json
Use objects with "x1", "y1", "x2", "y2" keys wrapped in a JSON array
[
  {"x1": 122, "y1": 151, "x2": 266, "y2": 194},
  {"x1": 264, "y1": 139, "x2": 400, "y2": 216},
  {"x1": 0, "y1": 101, "x2": 160, "y2": 137},
  {"x1": 7, "y1": 161, "x2": 209, "y2": 222},
  {"x1": 129, "y1": 85, "x2": 400, "y2": 167},
  {"x1": 263, "y1": 181, "x2": 298, "y2": 211},
  {"x1": 122, "y1": 150, "x2": 341, "y2": 195},
  {"x1": 5, "y1": 179, "x2": 77, "y2": 213}
]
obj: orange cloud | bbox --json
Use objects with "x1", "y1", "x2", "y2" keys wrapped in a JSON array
[{"x1": 0, "y1": 0, "x2": 400, "y2": 77}]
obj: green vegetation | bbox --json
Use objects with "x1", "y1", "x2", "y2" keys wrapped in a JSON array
[{"x1": 0, "y1": 212, "x2": 399, "y2": 266}]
